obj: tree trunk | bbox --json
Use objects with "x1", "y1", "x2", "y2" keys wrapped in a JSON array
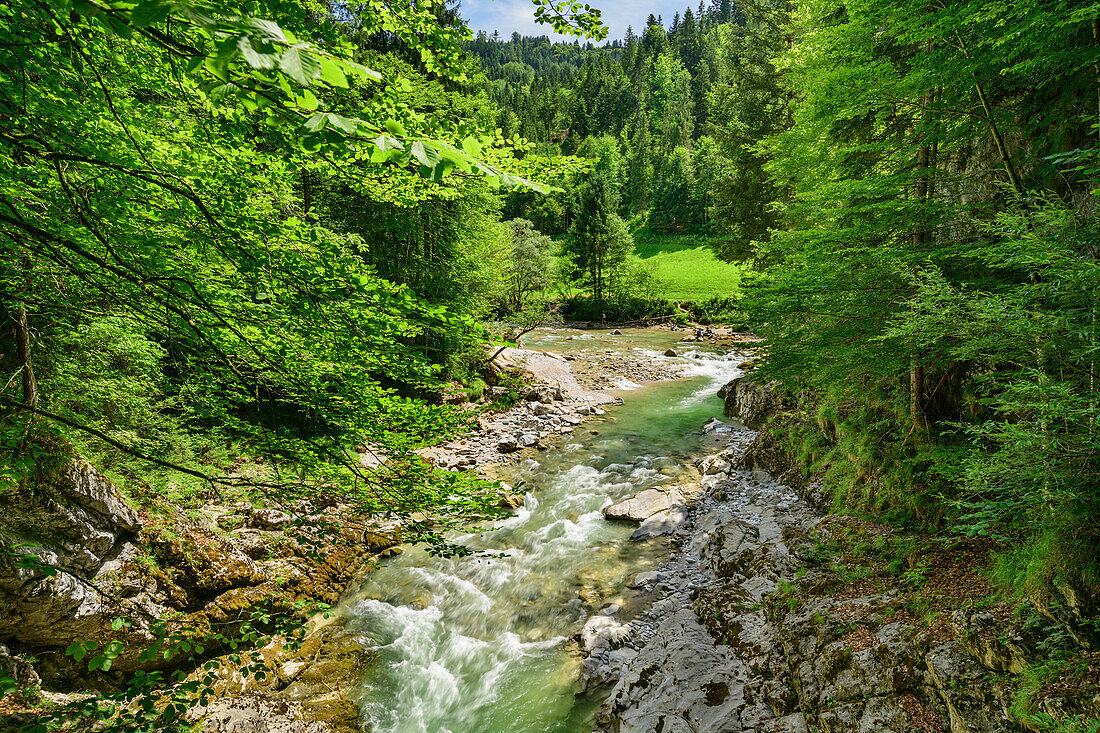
[
  {"x1": 13, "y1": 301, "x2": 37, "y2": 410},
  {"x1": 973, "y1": 75, "x2": 1025, "y2": 196},
  {"x1": 910, "y1": 356, "x2": 924, "y2": 434},
  {"x1": 909, "y1": 72, "x2": 935, "y2": 434}
]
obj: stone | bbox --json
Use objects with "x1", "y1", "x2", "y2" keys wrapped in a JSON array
[
  {"x1": 631, "y1": 507, "x2": 688, "y2": 540},
  {"x1": 603, "y1": 488, "x2": 684, "y2": 522},
  {"x1": 441, "y1": 388, "x2": 468, "y2": 405},
  {"x1": 580, "y1": 614, "x2": 632, "y2": 653},
  {"x1": 186, "y1": 693, "x2": 340, "y2": 733},
  {"x1": 498, "y1": 494, "x2": 525, "y2": 510},
  {"x1": 698, "y1": 455, "x2": 732, "y2": 475},
  {"x1": 664, "y1": 348, "x2": 678, "y2": 357},
  {"x1": 496, "y1": 437, "x2": 519, "y2": 453},
  {"x1": 612, "y1": 329, "x2": 622, "y2": 335},
  {"x1": 717, "y1": 377, "x2": 784, "y2": 430},
  {"x1": 702, "y1": 417, "x2": 730, "y2": 434},
  {"x1": 0, "y1": 458, "x2": 147, "y2": 649},
  {"x1": 247, "y1": 509, "x2": 292, "y2": 531},
  {"x1": 532, "y1": 402, "x2": 555, "y2": 416},
  {"x1": 523, "y1": 384, "x2": 563, "y2": 404},
  {"x1": 53, "y1": 459, "x2": 142, "y2": 533},
  {"x1": 628, "y1": 571, "x2": 663, "y2": 588},
  {"x1": 600, "y1": 608, "x2": 758, "y2": 733},
  {"x1": 925, "y1": 642, "x2": 1017, "y2": 733},
  {"x1": 0, "y1": 643, "x2": 41, "y2": 693}
]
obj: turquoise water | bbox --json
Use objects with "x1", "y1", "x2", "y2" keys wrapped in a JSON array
[{"x1": 338, "y1": 330, "x2": 744, "y2": 732}]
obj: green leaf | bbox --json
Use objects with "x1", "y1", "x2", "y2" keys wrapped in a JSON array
[
  {"x1": 279, "y1": 45, "x2": 322, "y2": 86},
  {"x1": 385, "y1": 119, "x2": 407, "y2": 138},
  {"x1": 342, "y1": 60, "x2": 383, "y2": 83},
  {"x1": 327, "y1": 114, "x2": 357, "y2": 135},
  {"x1": 297, "y1": 89, "x2": 319, "y2": 111},
  {"x1": 238, "y1": 36, "x2": 277, "y2": 70},
  {"x1": 246, "y1": 18, "x2": 286, "y2": 43},
  {"x1": 319, "y1": 57, "x2": 348, "y2": 88},
  {"x1": 303, "y1": 113, "x2": 327, "y2": 132},
  {"x1": 410, "y1": 141, "x2": 443, "y2": 172},
  {"x1": 66, "y1": 641, "x2": 92, "y2": 662}
]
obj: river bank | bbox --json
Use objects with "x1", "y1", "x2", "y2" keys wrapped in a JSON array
[
  {"x1": 582, "y1": 377, "x2": 1099, "y2": 732},
  {"x1": 0, "y1": 327, "x2": 730, "y2": 731},
  {"x1": 6, "y1": 328, "x2": 1087, "y2": 732},
  {"x1": 333, "y1": 329, "x2": 750, "y2": 732}
]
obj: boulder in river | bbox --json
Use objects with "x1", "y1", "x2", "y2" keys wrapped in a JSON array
[
  {"x1": 702, "y1": 417, "x2": 731, "y2": 434},
  {"x1": 631, "y1": 506, "x2": 688, "y2": 540},
  {"x1": 603, "y1": 488, "x2": 683, "y2": 522},
  {"x1": 664, "y1": 348, "x2": 678, "y2": 357}
]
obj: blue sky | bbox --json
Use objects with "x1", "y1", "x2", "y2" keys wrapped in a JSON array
[{"x1": 458, "y1": 0, "x2": 694, "y2": 43}]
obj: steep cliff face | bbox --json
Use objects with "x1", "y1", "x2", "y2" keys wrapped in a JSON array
[
  {"x1": 0, "y1": 459, "x2": 144, "y2": 649},
  {"x1": 0, "y1": 457, "x2": 399, "y2": 731}
]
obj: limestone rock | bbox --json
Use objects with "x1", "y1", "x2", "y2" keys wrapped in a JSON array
[
  {"x1": 631, "y1": 507, "x2": 688, "y2": 540},
  {"x1": 925, "y1": 642, "x2": 1016, "y2": 733},
  {"x1": 717, "y1": 377, "x2": 784, "y2": 429},
  {"x1": 0, "y1": 458, "x2": 145, "y2": 648},
  {"x1": 186, "y1": 693, "x2": 343, "y2": 733},
  {"x1": 498, "y1": 494, "x2": 525, "y2": 510},
  {"x1": 523, "y1": 384, "x2": 563, "y2": 404},
  {"x1": 247, "y1": 508, "x2": 292, "y2": 531},
  {"x1": 603, "y1": 488, "x2": 684, "y2": 522},
  {"x1": 599, "y1": 607, "x2": 766, "y2": 733},
  {"x1": 702, "y1": 417, "x2": 731, "y2": 434}
]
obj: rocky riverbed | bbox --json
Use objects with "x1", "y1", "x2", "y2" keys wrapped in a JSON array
[
  {"x1": 6, "y1": 330, "x2": 1091, "y2": 732},
  {"x1": 576, "y1": 378, "x2": 1099, "y2": 733},
  {"x1": 0, "y1": 329, "x2": 698, "y2": 731},
  {"x1": 418, "y1": 341, "x2": 687, "y2": 474}
]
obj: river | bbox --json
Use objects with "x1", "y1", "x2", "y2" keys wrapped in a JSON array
[{"x1": 334, "y1": 329, "x2": 746, "y2": 732}]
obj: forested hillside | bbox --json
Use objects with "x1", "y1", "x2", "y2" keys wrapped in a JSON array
[
  {"x1": 477, "y1": 0, "x2": 1100, "y2": 608},
  {"x1": 466, "y1": 2, "x2": 761, "y2": 247}
]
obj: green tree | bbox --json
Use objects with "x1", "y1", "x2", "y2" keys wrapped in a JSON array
[
  {"x1": 708, "y1": 3, "x2": 791, "y2": 260},
  {"x1": 746, "y1": 0, "x2": 1100, "y2": 599},
  {"x1": 650, "y1": 145, "x2": 697, "y2": 232},
  {"x1": 504, "y1": 219, "x2": 555, "y2": 313},
  {"x1": 563, "y1": 172, "x2": 633, "y2": 302}
]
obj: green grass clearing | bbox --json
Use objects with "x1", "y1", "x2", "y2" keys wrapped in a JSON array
[{"x1": 630, "y1": 228, "x2": 744, "y2": 301}]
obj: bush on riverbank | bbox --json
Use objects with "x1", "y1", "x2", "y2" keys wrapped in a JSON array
[{"x1": 558, "y1": 295, "x2": 742, "y2": 325}]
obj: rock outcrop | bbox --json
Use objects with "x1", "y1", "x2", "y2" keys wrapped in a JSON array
[
  {"x1": 590, "y1": 429, "x2": 1025, "y2": 733},
  {"x1": 0, "y1": 456, "x2": 400, "y2": 712},
  {"x1": 0, "y1": 459, "x2": 144, "y2": 649},
  {"x1": 718, "y1": 377, "x2": 785, "y2": 430}
]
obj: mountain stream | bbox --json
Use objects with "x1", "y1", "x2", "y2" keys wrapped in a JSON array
[{"x1": 336, "y1": 329, "x2": 745, "y2": 732}]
